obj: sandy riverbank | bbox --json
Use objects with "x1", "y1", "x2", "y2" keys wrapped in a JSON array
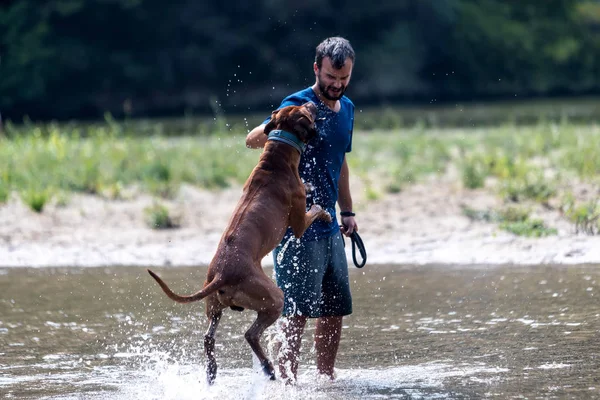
[{"x1": 1, "y1": 178, "x2": 599, "y2": 268}]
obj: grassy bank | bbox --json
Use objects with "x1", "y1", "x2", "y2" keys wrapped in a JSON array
[{"x1": 1, "y1": 116, "x2": 599, "y2": 234}]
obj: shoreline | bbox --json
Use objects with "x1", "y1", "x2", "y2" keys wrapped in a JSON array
[
  {"x1": 1, "y1": 182, "x2": 600, "y2": 269},
  {"x1": 1, "y1": 235, "x2": 599, "y2": 269}
]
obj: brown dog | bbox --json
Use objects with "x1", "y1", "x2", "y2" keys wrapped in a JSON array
[{"x1": 147, "y1": 102, "x2": 331, "y2": 384}]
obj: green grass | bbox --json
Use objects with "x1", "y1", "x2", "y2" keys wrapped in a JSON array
[
  {"x1": 561, "y1": 194, "x2": 600, "y2": 235},
  {"x1": 348, "y1": 121, "x2": 599, "y2": 201},
  {"x1": 500, "y1": 219, "x2": 558, "y2": 237},
  {"x1": 460, "y1": 155, "x2": 488, "y2": 189},
  {"x1": 0, "y1": 124, "x2": 260, "y2": 200},
  {"x1": 462, "y1": 205, "x2": 558, "y2": 237},
  {"x1": 3, "y1": 120, "x2": 599, "y2": 199},
  {"x1": 0, "y1": 179, "x2": 9, "y2": 203},
  {"x1": 144, "y1": 202, "x2": 180, "y2": 229},
  {"x1": 20, "y1": 188, "x2": 52, "y2": 213},
  {"x1": 2, "y1": 113, "x2": 600, "y2": 236}
]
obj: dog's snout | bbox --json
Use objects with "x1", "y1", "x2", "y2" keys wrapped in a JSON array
[{"x1": 304, "y1": 102, "x2": 318, "y2": 117}]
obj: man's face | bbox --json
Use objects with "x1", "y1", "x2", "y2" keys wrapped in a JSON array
[{"x1": 315, "y1": 57, "x2": 353, "y2": 101}]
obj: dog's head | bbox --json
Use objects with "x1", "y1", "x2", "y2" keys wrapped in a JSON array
[{"x1": 263, "y1": 102, "x2": 319, "y2": 144}]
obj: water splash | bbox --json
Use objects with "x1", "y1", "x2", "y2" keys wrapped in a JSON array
[
  {"x1": 276, "y1": 236, "x2": 299, "y2": 266},
  {"x1": 66, "y1": 358, "x2": 508, "y2": 400}
]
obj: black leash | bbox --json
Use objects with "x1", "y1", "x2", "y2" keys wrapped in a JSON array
[
  {"x1": 304, "y1": 187, "x2": 367, "y2": 268},
  {"x1": 342, "y1": 230, "x2": 367, "y2": 268}
]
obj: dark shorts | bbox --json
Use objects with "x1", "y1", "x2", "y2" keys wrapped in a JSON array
[{"x1": 272, "y1": 231, "x2": 352, "y2": 318}]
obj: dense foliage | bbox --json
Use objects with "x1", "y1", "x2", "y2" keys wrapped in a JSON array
[{"x1": 2, "y1": 0, "x2": 600, "y2": 120}]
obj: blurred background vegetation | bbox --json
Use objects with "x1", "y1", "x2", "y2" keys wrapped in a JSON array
[
  {"x1": 2, "y1": 0, "x2": 600, "y2": 235},
  {"x1": 2, "y1": 0, "x2": 600, "y2": 123}
]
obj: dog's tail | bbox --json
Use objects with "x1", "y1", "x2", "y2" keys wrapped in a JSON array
[{"x1": 147, "y1": 269, "x2": 224, "y2": 304}]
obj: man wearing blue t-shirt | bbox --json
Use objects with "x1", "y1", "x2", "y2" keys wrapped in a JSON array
[{"x1": 246, "y1": 37, "x2": 357, "y2": 382}]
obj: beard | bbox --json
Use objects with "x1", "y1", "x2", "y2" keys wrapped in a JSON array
[{"x1": 317, "y1": 77, "x2": 346, "y2": 101}]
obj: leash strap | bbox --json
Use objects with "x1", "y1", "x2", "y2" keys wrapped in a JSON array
[{"x1": 342, "y1": 231, "x2": 367, "y2": 268}]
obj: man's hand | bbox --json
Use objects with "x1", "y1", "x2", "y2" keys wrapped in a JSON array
[{"x1": 340, "y1": 216, "x2": 357, "y2": 237}]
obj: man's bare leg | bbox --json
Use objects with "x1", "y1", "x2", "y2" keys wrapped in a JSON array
[
  {"x1": 315, "y1": 316, "x2": 343, "y2": 379},
  {"x1": 277, "y1": 315, "x2": 307, "y2": 383}
]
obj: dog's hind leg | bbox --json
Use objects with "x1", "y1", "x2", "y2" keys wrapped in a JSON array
[
  {"x1": 233, "y1": 276, "x2": 283, "y2": 380},
  {"x1": 204, "y1": 297, "x2": 225, "y2": 385},
  {"x1": 245, "y1": 309, "x2": 281, "y2": 380},
  {"x1": 204, "y1": 312, "x2": 221, "y2": 385}
]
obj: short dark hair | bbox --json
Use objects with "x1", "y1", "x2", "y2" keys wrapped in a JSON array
[{"x1": 315, "y1": 37, "x2": 355, "y2": 69}]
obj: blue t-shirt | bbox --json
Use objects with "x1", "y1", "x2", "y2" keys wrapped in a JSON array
[{"x1": 263, "y1": 87, "x2": 354, "y2": 241}]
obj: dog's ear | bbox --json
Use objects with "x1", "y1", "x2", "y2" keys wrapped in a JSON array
[{"x1": 263, "y1": 110, "x2": 279, "y2": 135}]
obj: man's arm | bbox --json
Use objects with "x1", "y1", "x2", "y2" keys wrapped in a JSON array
[
  {"x1": 338, "y1": 156, "x2": 357, "y2": 235},
  {"x1": 246, "y1": 124, "x2": 268, "y2": 149}
]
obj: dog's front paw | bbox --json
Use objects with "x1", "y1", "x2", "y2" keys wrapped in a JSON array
[
  {"x1": 310, "y1": 204, "x2": 332, "y2": 223},
  {"x1": 309, "y1": 204, "x2": 322, "y2": 212}
]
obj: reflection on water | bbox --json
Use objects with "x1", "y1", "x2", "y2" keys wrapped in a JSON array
[{"x1": 1, "y1": 264, "x2": 599, "y2": 399}]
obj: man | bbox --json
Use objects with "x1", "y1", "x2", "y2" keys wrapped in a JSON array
[{"x1": 246, "y1": 36, "x2": 357, "y2": 382}]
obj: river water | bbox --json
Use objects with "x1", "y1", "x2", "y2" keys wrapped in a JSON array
[{"x1": 1, "y1": 264, "x2": 599, "y2": 399}]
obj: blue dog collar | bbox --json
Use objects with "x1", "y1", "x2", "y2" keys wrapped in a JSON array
[{"x1": 267, "y1": 129, "x2": 306, "y2": 154}]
